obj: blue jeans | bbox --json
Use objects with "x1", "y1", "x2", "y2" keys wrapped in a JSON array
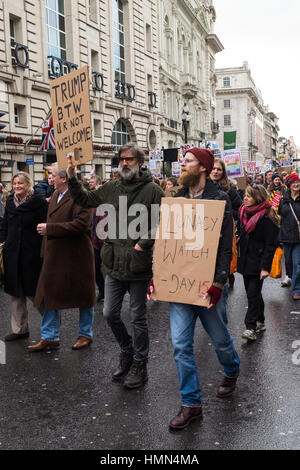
[
  {"x1": 169, "y1": 294, "x2": 240, "y2": 407},
  {"x1": 41, "y1": 307, "x2": 94, "y2": 341},
  {"x1": 283, "y1": 244, "x2": 300, "y2": 295}
]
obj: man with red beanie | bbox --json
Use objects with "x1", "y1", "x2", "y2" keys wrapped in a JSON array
[{"x1": 167, "y1": 147, "x2": 240, "y2": 429}]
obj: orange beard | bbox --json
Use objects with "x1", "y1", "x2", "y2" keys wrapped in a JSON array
[{"x1": 178, "y1": 167, "x2": 202, "y2": 187}]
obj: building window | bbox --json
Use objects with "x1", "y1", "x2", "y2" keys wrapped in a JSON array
[
  {"x1": 45, "y1": 0, "x2": 66, "y2": 60},
  {"x1": 111, "y1": 119, "x2": 130, "y2": 152},
  {"x1": 145, "y1": 23, "x2": 152, "y2": 52},
  {"x1": 94, "y1": 119, "x2": 101, "y2": 138},
  {"x1": 224, "y1": 99, "x2": 231, "y2": 108},
  {"x1": 112, "y1": 0, "x2": 125, "y2": 83},
  {"x1": 91, "y1": 49, "x2": 99, "y2": 72},
  {"x1": 89, "y1": 0, "x2": 97, "y2": 20},
  {"x1": 10, "y1": 16, "x2": 22, "y2": 66},
  {"x1": 223, "y1": 77, "x2": 231, "y2": 87},
  {"x1": 14, "y1": 104, "x2": 27, "y2": 126},
  {"x1": 224, "y1": 115, "x2": 231, "y2": 126}
]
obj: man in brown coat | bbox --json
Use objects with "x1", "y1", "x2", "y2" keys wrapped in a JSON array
[{"x1": 28, "y1": 167, "x2": 96, "y2": 351}]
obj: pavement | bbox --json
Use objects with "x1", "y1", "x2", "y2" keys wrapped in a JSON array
[{"x1": 0, "y1": 274, "x2": 299, "y2": 451}]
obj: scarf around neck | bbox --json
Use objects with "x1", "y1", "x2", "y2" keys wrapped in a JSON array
[{"x1": 239, "y1": 200, "x2": 271, "y2": 234}]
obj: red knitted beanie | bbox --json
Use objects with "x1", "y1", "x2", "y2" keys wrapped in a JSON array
[
  {"x1": 285, "y1": 173, "x2": 300, "y2": 187},
  {"x1": 185, "y1": 148, "x2": 215, "y2": 174}
]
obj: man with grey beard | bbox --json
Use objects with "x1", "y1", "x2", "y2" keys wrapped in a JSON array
[{"x1": 66, "y1": 143, "x2": 164, "y2": 389}]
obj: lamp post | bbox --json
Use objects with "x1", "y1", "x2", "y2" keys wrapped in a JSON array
[{"x1": 182, "y1": 103, "x2": 190, "y2": 144}]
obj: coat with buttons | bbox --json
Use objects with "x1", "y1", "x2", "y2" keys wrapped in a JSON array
[
  {"x1": 0, "y1": 192, "x2": 48, "y2": 297},
  {"x1": 33, "y1": 190, "x2": 96, "y2": 310}
]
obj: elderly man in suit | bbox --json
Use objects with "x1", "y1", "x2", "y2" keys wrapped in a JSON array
[{"x1": 28, "y1": 166, "x2": 96, "y2": 351}]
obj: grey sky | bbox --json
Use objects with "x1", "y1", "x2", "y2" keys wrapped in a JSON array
[{"x1": 213, "y1": 0, "x2": 300, "y2": 145}]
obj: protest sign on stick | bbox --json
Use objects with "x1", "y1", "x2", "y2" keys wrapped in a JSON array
[
  {"x1": 152, "y1": 198, "x2": 226, "y2": 307},
  {"x1": 50, "y1": 65, "x2": 93, "y2": 169},
  {"x1": 221, "y1": 149, "x2": 244, "y2": 178}
]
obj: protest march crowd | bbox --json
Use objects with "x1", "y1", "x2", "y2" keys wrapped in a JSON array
[{"x1": 0, "y1": 142, "x2": 299, "y2": 430}]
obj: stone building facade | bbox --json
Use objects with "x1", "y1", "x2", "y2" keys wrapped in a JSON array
[
  {"x1": 158, "y1": 0, "x2": 223, "y2": 149},
  {"x1": 0, "y1": 0, "x2": 160, "y2": 184},
  {"x1": 216, "y1": 62, "x2": 281, "y2": 166}
]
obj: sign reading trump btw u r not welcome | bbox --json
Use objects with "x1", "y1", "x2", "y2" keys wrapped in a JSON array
[
  {"x1": 50, "y1": 65, "x2": 93, "y2": 169},
  {"x1": 151, "y1": 198, "x2": 226, "y2": 307}
]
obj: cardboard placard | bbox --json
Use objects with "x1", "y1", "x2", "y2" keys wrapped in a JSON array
[
  {"x1": 152, "y1": 198, "x2": 226, "y2": 307},
  {"x1": 278, "y1": 166, "x2": 292, "y2": 176},
  {"x1": 236, "y1": 175, "x2": 248, "y2": 190},
  {"x1": 50, "y1": 65, "x2": 93, "y2": 169}
]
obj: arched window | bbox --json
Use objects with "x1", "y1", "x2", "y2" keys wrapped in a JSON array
[{"x1": 111, "y1": 119, "x2": 131, "y2": 152}]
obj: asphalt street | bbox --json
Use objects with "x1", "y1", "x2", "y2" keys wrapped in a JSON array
[{"x1": 0, "y1": 274, "x2": 299, "y2": 451}]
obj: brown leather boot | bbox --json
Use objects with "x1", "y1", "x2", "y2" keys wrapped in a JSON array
[
  {"x1": 169, "y1": 406, "x2": 203, "y2": 429},
  {"x1": 216, "y1": 376, "x2": 238, "y2": 398},
  {"x1": 27, "y1": 339, "x2": 60, "y2": 352}
]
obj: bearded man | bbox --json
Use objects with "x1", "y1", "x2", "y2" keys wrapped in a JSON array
[
  {"x1": 66, "y1": 143, "x2": 164, "y2": 389},
  {"x1": 167, "y1": 148, "x2": 240, "y2": 429}
]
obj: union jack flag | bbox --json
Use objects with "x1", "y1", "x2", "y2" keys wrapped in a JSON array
[{"x1": 40, "y1": 114, "x2": 55, "y2": 151}]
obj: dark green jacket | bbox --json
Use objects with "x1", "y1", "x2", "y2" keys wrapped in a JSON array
[{"x1": 68, "y1": 170, "x2": 164, "y2": 281}]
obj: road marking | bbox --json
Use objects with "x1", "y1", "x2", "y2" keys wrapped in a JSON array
[{"x1": 290, "y1": 311, "x2": 300, "y2": 315}]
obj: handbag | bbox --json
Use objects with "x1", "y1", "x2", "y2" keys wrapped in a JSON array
[
  {"x1": 269, "y1": 247, "x2": 283, "y2": 279},
  {"x1": 289, "y1": 203, "x2": 300, "y2": 239},
  {"x1": 0, "y1": 242, "x2": 4, "y2": 283}
]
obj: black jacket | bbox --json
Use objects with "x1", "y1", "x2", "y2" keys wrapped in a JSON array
[
  {"x1": 278, "y1": 191, "x2": 300, "y2": 244},
  {"x1": 0, "y1": 192, "x2": 48, "y2": 297},
  {"x1": 237, "y1": 210, "x2": 279, "y2": 275},
  {"x1": 175, "y1": 179, "x2": 233, "y2": 285},
  {"x1": 33, "y1": 180, "x2": 54, "y2": 199},
  {"x1": 218, "y1": 182, "x2": 242, "y2": 221}
]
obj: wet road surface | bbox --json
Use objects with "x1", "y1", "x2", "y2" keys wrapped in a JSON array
[{"x1": 0, "y1": 274, "x2": 299, "y2": 450}]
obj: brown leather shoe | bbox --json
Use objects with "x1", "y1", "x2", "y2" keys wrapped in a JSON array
[
  {"x1": 169, "y1": 406, "x2": 203, "y2": 429},
  {"x1": 5, "y1": 332, "x2": 29, "y2": 342},
  {"x1": 72, "y1": 336, "x2": 92, "y2": 350},
  {"x1": 216, "y1": 376, "x2": 238, "y2": 398},
  {"x1": 28, "y1": 339, "x2": 59, "y2": 352}
]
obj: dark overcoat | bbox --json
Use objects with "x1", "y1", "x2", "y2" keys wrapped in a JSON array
[
  {"x1": 237, "y1": 210, "x2": 279, "y2": 275},
  {"x1": 0, "y1": 192, "x2": 48, "y2": 297},
  {"x1": 34, "y1": 190, "x2": 96, "y2": 310}
]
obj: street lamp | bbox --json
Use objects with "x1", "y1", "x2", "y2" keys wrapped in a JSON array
[{"x1": 182, "y1": 103, "x2": 190, "y2": 144}]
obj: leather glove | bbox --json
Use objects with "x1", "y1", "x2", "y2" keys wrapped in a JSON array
[
  {"x1": 205, "y1": 285, "x2": 223, "y2": 308},
  {"x1": 147, "y1": 280, "x2": 154, "y2": 301}
]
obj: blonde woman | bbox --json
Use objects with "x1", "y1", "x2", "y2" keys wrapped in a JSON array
[{"x1": 0, "y1": 172, "x2": 48, "y2": 341}]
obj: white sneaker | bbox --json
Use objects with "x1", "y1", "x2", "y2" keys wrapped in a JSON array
[
  {"x1": 256, "y1": 322, "x2": 266, "y2": 333},
  {"x1": 281, "y1": 275, "x2": 291, "y2": 287},
  {"x1": 241, "y1": 329, "x2": 257, "y2": 341}
]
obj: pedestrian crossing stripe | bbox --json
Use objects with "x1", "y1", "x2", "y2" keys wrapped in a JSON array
[{"x1": 290, "y1": 311, "x2": 300, "y2": 315}]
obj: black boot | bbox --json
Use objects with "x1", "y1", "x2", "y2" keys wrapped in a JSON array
[
  {"x1": 123, "y1": 359, "x2": 148, "y2": 389},
  {"x1": 112, "y1": 350, "x2": 134, "y2": 382}
]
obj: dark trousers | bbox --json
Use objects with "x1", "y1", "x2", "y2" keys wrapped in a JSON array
[
  {"x1": 103, "y1": 275, "x2": 149, "y2": 361},
  {"x1": 243, "y1": 275, "x2": 265, "y2": 330},
  {"x1": 94, "y1": 248, "x2": 105, "y2": 296}
]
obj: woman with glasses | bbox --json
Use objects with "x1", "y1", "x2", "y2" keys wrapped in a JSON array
[{"x1": 237, "y1": 184, "x2": 280, "y2": 341}]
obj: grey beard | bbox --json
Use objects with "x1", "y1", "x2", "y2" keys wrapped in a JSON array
[{"x1": 118, "y1": 164, "x2": 140, "y2": 181}]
